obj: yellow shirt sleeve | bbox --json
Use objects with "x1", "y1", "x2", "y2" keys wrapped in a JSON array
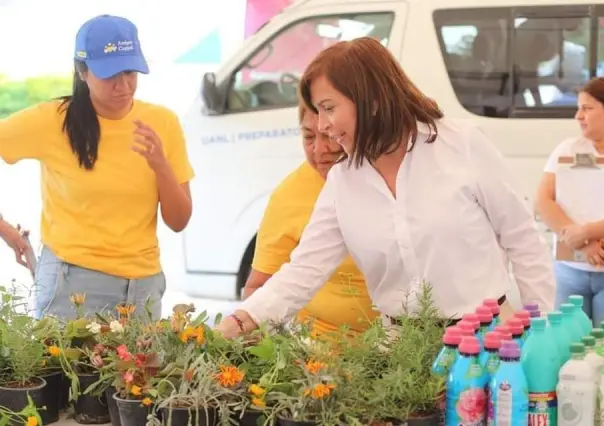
[
  {"x1": 163, "y1": 110, "x2": 195, "y2": 184},
  {"x1": 0, "y1": 102, "x2": 55, "y2": 164},
  {"x1": 252, "y1": 190, "x2": 301, "y2": 275}
]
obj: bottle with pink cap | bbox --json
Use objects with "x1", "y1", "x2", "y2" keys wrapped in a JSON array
[
  {"x1": 483, "y1": 298, "x2": 501, "y2": 330},
  {"x1": 433, "y1": 326, "x2": 462, "y2": 376},
  {"x1": 514, "y1": 310, "x2": 532, "y2": 341},
  {"x1": 476, "y1": 306, "x2": 494, "y2": 343},
  {"x1": 445, "y1": 336, "x2": 488, "y2": 426},
  {"x1": 479, "y1": 331, "x2": 502, "y2": 382},
  {"x1": 506, "y1": 318, "x2": 525, "y2": 349}
]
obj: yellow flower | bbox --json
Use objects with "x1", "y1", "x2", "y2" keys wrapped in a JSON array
[
  {"x1": 304, "y1": 383, "x2": 336, "y2": 399},
  {"x1": 248, "y1": 384, "x2": 265, "y2": 396},
  {"x1": 251, "y1": 397, "x2": 266, "y2": 408},
  {"x1": 179, "y1": 326, "x2": 205, "y2": 345},
  {"x1": 130, "y1": 385, "x2": 142, "y2": 396},
  {"x1": 26, "y1": 416, "x2": 38, "y2": 426},
  {"x1": 116, "y1": 303, "x2": 136, "y2": 317},
  {"x1": 69, "y1": 293, "x2": 86, "y2": 306},
  {"x1": 214, "y1": 365, "x2": 244, "y2": 387},
  {"x1": 305, "y1": 360, "x2": 327, "y2": 375},
  {"x1": 141, "y1": 397, "x2": 152, "y2": 406},
  {"x1": 48, "y1": 346, "x2": 61, "y2": 357}
]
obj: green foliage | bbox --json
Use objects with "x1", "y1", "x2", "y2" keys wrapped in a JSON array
[{"x1": 0, "y1": 74, "x2": 72, "y2": 118}]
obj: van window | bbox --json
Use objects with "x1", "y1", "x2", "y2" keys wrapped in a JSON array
[
  {"x1": 434, "y1": 6, "x2": 601, "y2": 118},
  {"x1": 226, "y1": 12, "x2": 394, "y2": 113}
]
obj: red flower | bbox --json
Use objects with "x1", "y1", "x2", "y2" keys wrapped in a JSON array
[
  {"x1": 134, "y1": 353, "x2": 146, "y2": 368},
  {"x1": 116, "y1": 345, "x2": 132, "y2": 361}
]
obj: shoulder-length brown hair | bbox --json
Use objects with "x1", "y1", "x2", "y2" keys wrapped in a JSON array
[
  {"x1": 581, "y1": 77, "x2": 604, "y2": 104},
  {"x1": 299, "y1": 37, "x2": 443, "y2": 167}
]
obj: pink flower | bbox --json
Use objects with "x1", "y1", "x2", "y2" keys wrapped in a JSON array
[
  {"x1": 116, "y1": 345, "x2": 132, "y2": 361},
  {"x1": 456, "y1": 388, "x2": 486, "y2": 423},
  {"x1": 123, "y1": 371, "x2": 134, "y2": 384},
  {"x1": 90, "y1": 354, "x2": 104, "y2": 368}
]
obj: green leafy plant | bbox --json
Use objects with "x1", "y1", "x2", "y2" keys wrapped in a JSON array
[{"x1": 0, "y1": 74, "x2": 71, "y2": 117}]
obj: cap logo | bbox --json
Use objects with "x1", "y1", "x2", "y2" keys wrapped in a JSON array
[
  {"x1": 76, "y1": 51, "x2": 87, "y2": 59},
  {"x1": 104, "y1": 43, "x2": 117, "y2": 54}
]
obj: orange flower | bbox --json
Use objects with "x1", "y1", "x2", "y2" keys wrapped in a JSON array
[
  {"x1": 48, "y1": 346, "x2": 61, "y2": 357},
  {"x1": 251, "y1": 397, "x2": 266, "y2": 408},
  {"x1": 305, "y1": 360, "x2": 327, "y2": 375},
  {"x1": 248, "y1": 384, "x2": 265, "y2": 396},
  {"x1": 26, "y1": 417, "x2": 38, "y2": 426},
  {"x1": 304, "y1": 383, "x2": 336, "y2": 399},
  {"x1": 130, "y1": 385, "x2": 142, "y2": 396},
  {"x1": 215, "y1": 365, "x2": 244, "y2": 387},
  {"x1": 116, "y1": 303, "x2": 136, "y2": 317},
  {"x1": 183, "y1": 369, "x2": 195, "y2": 382},
  {"x1": 69, "y1": 293, "x2": 86, "y2": 306},
  {"x1": 179, "y1": 326, "x2": 205, "y2": 345},
  {"x1": 141, "y1": 397, "x2": 152, "y2": 406}
]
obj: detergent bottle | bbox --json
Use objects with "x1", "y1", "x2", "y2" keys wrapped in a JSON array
[
  {"x1": 479, "y1": 331, "x2": 502, "y2": 382},
  {"x1": 514, "y1": 310, "x2": 532, "y2": 341},
  {"x1": 476, "y1": 306, "x2": 494, "y2": 343},
  {"x1": 433, "y1": 326, "x2": 462, "y2": 376},
  {"x1": 561, "y1": 303, "x2": 584, "y2": 343},
  {"x1": 568, "y1": 295, "x2": 593, "y2": 336},
  {"x1": 548, "y1": 311, "x2": 572, "y2": 364},
  {"x1": 557, "y1": 343, "x2": 597, "y2": 426},
  {"x1": 505, "y1": 318, "x2": 525, "y2": 349},
  {"x1": 483, "y1": 299, "x2": 501, "y2": 330}
]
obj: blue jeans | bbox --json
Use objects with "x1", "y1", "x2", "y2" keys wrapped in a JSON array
[
  {"x1": 554, "y1": 261, "x2": 604, "y2": 327},
  {"x1": 33, "y1": 247, "x2": 166, "y2": 321}
]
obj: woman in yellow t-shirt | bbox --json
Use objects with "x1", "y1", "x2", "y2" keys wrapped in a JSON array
[
  {"x1": 242, "y1": 104, "x2": 379, "y2": 336},
  {"x1": 0, "y1": 15, "x2": 194, "y2": 320}
]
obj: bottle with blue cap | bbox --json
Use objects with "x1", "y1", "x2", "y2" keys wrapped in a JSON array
[
  {"x1": 488, "y1": 340, "x2": 528, "y2": 426},
  {"x1": 557, "y1": 343, "x2": 597, "y2": 426}
]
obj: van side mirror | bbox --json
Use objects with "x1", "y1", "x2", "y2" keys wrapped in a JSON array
[{"x1": 201, "y1": 72, "x2": 225, "y2": 115}]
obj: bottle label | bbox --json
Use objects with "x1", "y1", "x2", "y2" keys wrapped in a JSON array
[
  {"x1": 449, "y1": 387, "x2": 487, "y2": 425},
  {"x1": 486, "y1": 353, "x2": 499, "y2": 374},
  {"x1": 465, "y1": 358, "x2": 484, "y2": 379},
  {"x1": 437, "y1": 349, "x2": 455, "y2": 369},
  {"x1": 495, "y1": 382, "x2": 513, "y2": 426},
  {"x1": 528, "y1": 391, "x2": 557, "y2": 426}
]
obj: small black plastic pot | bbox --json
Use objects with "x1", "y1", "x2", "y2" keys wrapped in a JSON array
[
  {"x1": 0, "y1": 377, "x2": 47, "y2": 426},
  {"x1": 278, "y1": 417, "x2": 317, "y2": 426},
  {"x1": 235, "y1": 408, "x2": 266, "y2": 426},
  {"x1": 59, "y1": 371, "x2": 71, "y2": 410},
  {"x1": 113, "y1": 392, "x2": 152, "y2": 426},
  {"x1": 406, "y1": 412, "x2": 440, "y2": 426},
  {"x1": 160, "y1": 405, "x2": 217, "y2": 426},
  {"x1": 73, "y1": 373, "x2": 110, "y2": 424},
  {"x1": 40, "y1": 370, "x2": 62, "y2": 424},
  {"x1": 105, "y1": 387, "x2": 121, "y2": 426}
]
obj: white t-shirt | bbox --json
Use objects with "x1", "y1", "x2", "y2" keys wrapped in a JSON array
[{"x1": 545, "y1": 136, "x2": 604, "y2": 272}]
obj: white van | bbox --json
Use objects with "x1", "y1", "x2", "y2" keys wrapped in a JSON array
[{"x1": 180, "y1": 0, "x2": 602, "y2": 299}]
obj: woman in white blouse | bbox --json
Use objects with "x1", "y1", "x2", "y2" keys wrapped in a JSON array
[
  {"x1": 216, "y1": 37, "x2": 555, "y2": 338},
  {"x1": 535, "y1": 77, "x2": 604, "y2": 326}
]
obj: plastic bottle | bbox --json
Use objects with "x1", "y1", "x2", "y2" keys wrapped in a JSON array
[
  {"x1": 483, "y1": 299, "x2": 501, "y2": 330},
  {"x1": 524, "y1": 303, "x2": 540, "y2": 318},
  {"x1": 488, "y1": 341, "x2": 529, "y2": 426},
  {"x1": 520, "y1": 317, "x2": 561, "y2": 426},
  {"x1": 457, "y1": 320, "x2": 478, "y2": 338},
  {"x1": 476, "y1": 306, "x2": 494, "y2": 343},
  {"x1": 479, "y1": 331, "x2": 502, "y2": 381},
  {"x1": 506, "y1": 318, "x2": 525, "y2": 349},
  {"x1": 561, "y1": 303, "x2": 583, "y2": 343},
  {"x1": 568, "y1": 295, "x2": 593, "y2": 335},
  {"x1": 433, "y1": 327, "x2": 462, "y2": 376},
  {"x1": 446, "y1": 336, "x2": 488, "y2": 426},
  {"x1": 591, "y1": 328, "x2": 604, "y2": 354},
  {"x1": 548, "y1": 311, "x2": 572, "y2": 364},
  {"x1": 493, "y1": 325, "x2": 513, "y2": 342},
  {"x1": 581, "y1": 336, "x2": 604, "y2": 379},
  {"x1": 514, "y1": 310, "x2": 532, "y2": 340},
  {"x1": 557, "y1": 343, "x2": 597, "y2": 426},
  {"x1": 462, "y1": 314, "x2": 481, "y2": 336}
]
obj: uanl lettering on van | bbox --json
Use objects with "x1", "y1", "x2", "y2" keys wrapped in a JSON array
[
  {"x1": 237, "y1": 127, "x2": 300, "y2": 141},
  {"x1": 201, "y1": 134, "x2": 233, "y2": 145}
]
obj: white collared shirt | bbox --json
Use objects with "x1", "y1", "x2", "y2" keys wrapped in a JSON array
[{"x1": 240, "y1": 117, "x2": 555, "y2": 324}]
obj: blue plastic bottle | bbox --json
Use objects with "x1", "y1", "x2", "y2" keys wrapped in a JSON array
[
  {"x1": 560, "y1": 303, "x2": 583, "y2": 343},
  {"x1": 462, "y1": 313, "x2": 481, "y2": 343},
  {"x1": 483, "y1": 299, "x2": 501, "y2": 330},
  {"x1": 433, "y1": 326, "x2": 462, "y2": 376},
  {"x1": 479, "y1": 331, "x2": 502, "y2": 383},
  {"x1": 568, "y1": 295, "x2": 592, "y2": 335},
  {"x1": 547, "y1": 311, "x2": 572, "y2": 364},
  {"x1": 520, "y1": 317, "x2": 561, "y2": 426},
  {"x1": 446, "y1": 336, "x2": 488, "y2": 426},
  {"x1": 514, "y1": 310, "x2": 532, "y2": 341},
  {"x1": 506, "y1": 318, "x2": 525, "y2": 349},
  {"x1": 488, "y1": 341, "x2": 528, "y2": 426},
  {"x1": 476, "y1": 306, "x2": 494, "y2": 343}
]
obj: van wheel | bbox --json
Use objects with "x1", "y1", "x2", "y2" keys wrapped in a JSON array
[{"x1": 236, "y1": 236, "x2": 256, "y2": 300}]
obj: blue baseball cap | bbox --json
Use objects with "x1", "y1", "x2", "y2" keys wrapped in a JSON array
[{"x1": 74, "y1": 15, "x2": 149, "y2": 79}]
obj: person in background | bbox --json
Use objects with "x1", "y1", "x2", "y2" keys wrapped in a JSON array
[
  {"x1": 535, "y1": 77, "x2": 604, "y2": 325},
  {"x1": 0, "y1": 215, "x2": 30, "y2": 269},
  {"x1": 216, "y1": 37, "x2": 555, "y2": 339},
  {"x1": 0, "y1": 15, "x2": 194, "y2": 320},
  {"x1": 242, "y1": 103, "x2": 379, "y2": 337}
]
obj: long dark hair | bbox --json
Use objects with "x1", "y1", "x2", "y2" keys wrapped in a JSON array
[{"x1": 59, "y1": 61, "x2": 100, "y2": 170}]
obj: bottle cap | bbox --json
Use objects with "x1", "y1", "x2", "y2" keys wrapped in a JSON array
[
  {"x1": 547, "y1": 311, "x2": 562, "y2": 324},
  {"x1": 568, "y1": 295, "x2": 584, "y2": 307},
  {"x1": 506, "y1": 318, "x2": 524, "y2": 336},
  {"x1": 483, "y1": 332, "x2": 502, "y2": 350},
  {"x1": 493, "y1": 325, "x2": 513, "y2": 341},
  {"x1": 570, "y1": 343, "x2": 585, "y2": 354},
  {"x1": 461, "y1": 313, "x2": 480, "y2": 330},
  {"x1": 459, "y1": 336, "x2": 480, "y2": 355},
  {"x1": 523, "y1": 303, "x2": 539, "y2": 312},
  {"x1": 514, "y1": 311, "x2": 531, "y2": 327},
  {"x1": 498, "y1": 340, "x2": 520, "y2": 358},
  {"x1": 483, "y1": 299, "x2": 500, "y2": 315},
  {"x1": 530, "y1": 317, "x2": 546, "y2": 331},
  {"x1": 456, "y1": 321, "x2": 476, "y2": 336},
  {"x1": 560, "y1": 303, "x2": 574, "y2": 315},
  {"x1": 443, "y1": 327, "x2": 462, "y2": 345},
  {"x1": 582, "y1": 336, "x2": 596, "y2": 347},
  {"x1": 591, "y1": 328, "x2": 604, "y2": 339},
  {"x1": 475, "y1": 306, "x2": 494, "y2": 324},
  {"x1": 529, "y1": 310, "x2": 541, "y2": 318}
]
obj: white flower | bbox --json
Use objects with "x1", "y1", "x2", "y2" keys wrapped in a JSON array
[
  {"x1": 86, "y1": 321, "x2": 102, "y2": 334},
  {"x1": 109, "y1": 320, "x2": 124, "y2": 334}
]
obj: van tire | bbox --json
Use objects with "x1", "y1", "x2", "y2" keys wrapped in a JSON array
[{"x1": 236, "y1": 236, "x2": 256, "y2": 300}]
